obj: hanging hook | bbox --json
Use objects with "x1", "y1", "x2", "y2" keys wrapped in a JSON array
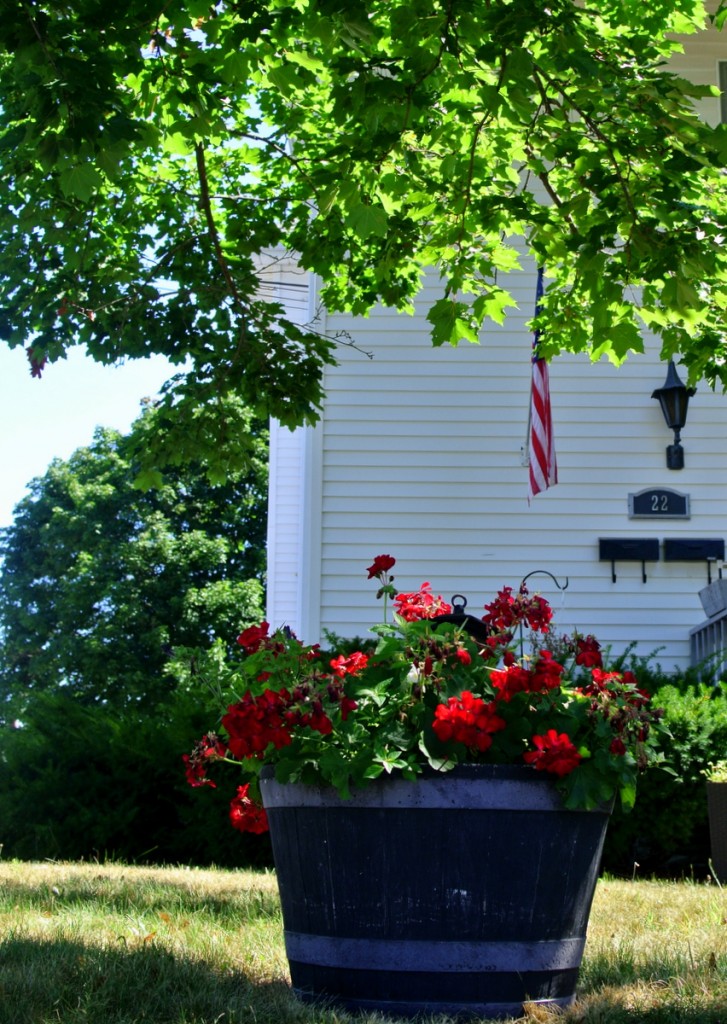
[
  {"x1": 514, "y1": 571, "x2": 569, "y2": 661},
  {"x1": 519, "y1": 569, "x2": 569, "y2": 592}
]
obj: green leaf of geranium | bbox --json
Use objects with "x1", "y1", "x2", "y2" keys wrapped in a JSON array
[{"x1": 619, "y1": 781, "x2": 637, "y2": 812}]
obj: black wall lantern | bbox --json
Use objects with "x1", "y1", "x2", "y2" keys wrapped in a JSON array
[{"x1": 651, "y1": 361, "x2": 695, "y2": 470}]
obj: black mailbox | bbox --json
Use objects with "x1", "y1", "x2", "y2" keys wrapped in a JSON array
[
  {"x1": 599, "y1": 538, "x2": 660, "y2": 583},
  {"x1": 663, "y1": 538, "x2": 725, "y2": 582},
  {"x1": 663, "y1": 538, "x2": 725, "y2": 561}
]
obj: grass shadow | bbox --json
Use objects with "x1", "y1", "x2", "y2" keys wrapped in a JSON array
[
  {"x1": 0, "y1": 933, "x2": 725, "y2": 1024},
  {"x1": 0, "y1": 933, "x2": 300, "y2": 1024}
]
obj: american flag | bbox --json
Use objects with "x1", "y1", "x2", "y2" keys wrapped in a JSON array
[{"x1": 528, "y1": 268, "x2": 557, "y2": 501}]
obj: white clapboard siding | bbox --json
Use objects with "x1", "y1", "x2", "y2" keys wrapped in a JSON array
[
  {"x1": 668, "y1": 1, "x2": 725, "y2": 126},
  {"x1": 269, "y1": 261, "x2": 727, "y2": 668},
  {"x1": 267, "y1": 20, "x2": 727, "y2": 669},
  {"x1": 261, "y1": 253, "x2": 321, "y2": 637}
]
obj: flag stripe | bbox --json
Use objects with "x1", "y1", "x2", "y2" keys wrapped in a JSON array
[{"x1": 528, "y1": 269, "x2": 557, "y2": 501}]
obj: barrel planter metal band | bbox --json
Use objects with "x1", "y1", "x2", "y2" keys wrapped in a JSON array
[
  {"x1": 261, "y1": 764, "x2": 612, "y2": 1020},
  {"x1": 284, "y1": 932, "x2": 586, "y2": 972}
]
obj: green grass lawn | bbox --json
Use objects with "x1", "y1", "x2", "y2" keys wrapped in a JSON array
[{"x1": 0, "y1": 861, "x2": 724, "y2": 1024}]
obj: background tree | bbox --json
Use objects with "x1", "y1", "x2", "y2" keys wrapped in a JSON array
[
  {"x1": 0, "y1": 398, "x2": 270, "y2": 864},
  {"x1": 0, "y1": 398, "x2": 267, "y2": 716},
  {"x1": 0, "y1": 1, "x2": 724, "y2": 480}
]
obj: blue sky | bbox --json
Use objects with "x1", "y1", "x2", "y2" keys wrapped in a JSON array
[{"x1": 0, "y1": 345, "x2": 173, "y2": 528}]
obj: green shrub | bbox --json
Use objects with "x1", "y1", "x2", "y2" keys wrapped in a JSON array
[
  {"x1": 603, "y1": 680, "x2": 727, "y2": 876},
  {"x1": 0, "y1": 691, "x2": 272, "y2": 867}
]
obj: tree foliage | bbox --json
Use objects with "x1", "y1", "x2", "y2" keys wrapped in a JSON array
[
  {"x1": 0, "y1": 400, "x2": 267, "y2": 714},
  {"x1": 0, "y1": 1, "x2": 725, "y2": 476}
]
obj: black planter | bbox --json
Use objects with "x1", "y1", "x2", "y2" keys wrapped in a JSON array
[
  {"x1": 261, "y1": 764, "x2": 612, "y2": 1019},
  {"x1": 707, "y1": 782, "x2": 727, "y2": 882}
]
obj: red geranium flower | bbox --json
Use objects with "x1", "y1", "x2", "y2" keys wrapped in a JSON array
[
  {"x1": 530, "y1": 651, "x2": 565, "y2": 691},
  {"x1": 432, "y1": 691, "x2": 506, "y2": 752},
  {"x1": 524, "y1": 729, "x2": 582, "y2": 777},
  {"x1": 577, "y1": 668, "x2": 623, "y2": 697},
  {"x1": 183, "y1": 754, "x2": 215, "y2": 788},
  {"x1": 229, "y1": 784, "x2": 269, "y2": 834},
  {"x1": 286, "y1": 706, "x2": 334, "y2": 735},
  {"x1": 482, "y1": 586, "x2": 517, "y2": 631},
  {"x1": 523, "y1": 593, "x2": 553, "y2": 634},
  {"x1": 330, "y1": 651, "x2": 369, "y2": 677},
  {"x1": 394, "y1": 582, "x2": 453, "y2": 621},
  {"x1": 366, "y1": 554, "x2": 396, "y2": 579},
  {"x1": 483, "y1": 586, "x2": 553, "y2": 634},
  {"x1": 183, "y1": 733, "x2": 228, "y2": 788},
  {"x1": 339, "y1": 696, "x2": 358, "y2": 720},
  {"x1": 490, "y1": 664, "x2": 532, "y2": 702},
  {"x1": 236, "y1": 621, "x2": 270, "y2": 653},
  {"x1": 222, "y1": 689, "x2": 292, "y2": 758},
  {"x1": 575, "y1": 635, "x2": 603, "y2": 668}
]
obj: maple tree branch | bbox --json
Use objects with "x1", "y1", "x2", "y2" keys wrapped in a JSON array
[{"x1": 195, "y1": 141, "x2": 247, "y2": 313}]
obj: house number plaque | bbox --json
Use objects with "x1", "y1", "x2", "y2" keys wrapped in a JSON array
[{"x1": 628, "y1": 488, "x2": 690, "y2": 519}]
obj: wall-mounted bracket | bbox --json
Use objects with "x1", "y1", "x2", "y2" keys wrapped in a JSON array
[
  {"x1": 663, "y1": 538, "x2": 725, "y2": 583},
  {"x1": 599, "y1": 538, "x2": 660, "y2": 583}
]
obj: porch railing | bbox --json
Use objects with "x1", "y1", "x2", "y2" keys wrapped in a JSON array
[{"x1": 690, "y1": 611, "x2": 727, "y2": 680}]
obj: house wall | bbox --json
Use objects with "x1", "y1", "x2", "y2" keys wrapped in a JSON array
[
  {"x1": 669, "y1": 2, "x2": 725, "y2": 127},
  {"x1": 263, "y1": 256, "x2": 321, "y2": 639},
  {"x1": 266, "y1": 18, "x2": 727, "y2": 671}
]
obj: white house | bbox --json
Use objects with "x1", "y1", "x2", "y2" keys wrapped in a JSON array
[{"x1": 265, "y1": 22, "x2": 727, "y2": 673}]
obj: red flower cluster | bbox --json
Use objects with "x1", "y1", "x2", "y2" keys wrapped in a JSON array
[
  {"x1": 229, "y1": 784, "x2": 269, "y2": 834},
  {"x1": 523, "y1": 729, "x2": 582, "y2": 777},
  {"x1": 330, "y1": 651, "x2": 369, "y2": 678},
  {"x1": 575, "y1": 635, "x2": 602, "y2": 668},
  {"x1": 483, "y1": 586, "x2": 553, "y2": 634},
  {"x1": 236, "y1": 622, "x2": 270, "y2": 653},
  {"x1": 575, "y1": 667, "x2": 657, "y2": 758},
  {"x1": 186, "y1": 556, "x2": 667, "y2": 835},
  {"x1": 489, "y1": 652, "x2": 564, "y2": 701},
  {"x1": 525, "y1": 594, "x2": 553, "y2": 633},
  {"x1": 285, "y1": 704, "x2": 333, "y2": 735},
  {"x1": 394, "y1": 582, "x2": 453, "y2": 622},
  {"x1": 530, "y1": 651, "x2": 565, "y2": 691},
  {"x1": 182, "y1": 733, "x2": 227, "y2": 788},
  {"x1": 222, "y1": 689, "x2": 293, "y2": 758},
  {"x1": 577, "y1": 667, "x2": 642, "y2": 699},
  {"x1": 366, "y1": 554, "x2": 396, "y2": 579},
  {"x1": 490, "y1": 663, "x2": 532, "y2": 702},
  {"x1": 432, "y1": 691, "x2": 506, "y2": 752},
  {"x1": 577, "y1": 668, "x2": 621, "y2": 696}
]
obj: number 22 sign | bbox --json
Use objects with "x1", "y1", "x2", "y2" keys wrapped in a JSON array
[{"x1": 628, "y1": 488, "x2": 690, "y2": 519}]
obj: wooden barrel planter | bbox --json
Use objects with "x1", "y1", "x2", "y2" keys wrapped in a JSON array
[
  {"x1": 707, "y1": 781, "x2": 727, "y2": 883},
  {"x1": 260, "y1": 764, "x2": 612, "y2": 1020}
]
